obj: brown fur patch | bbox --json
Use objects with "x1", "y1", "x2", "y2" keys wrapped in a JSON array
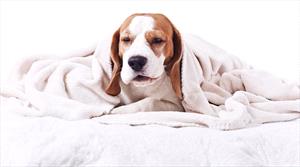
[{"x1": 105, "y1": 29, "x2": 122, "y2": 96}]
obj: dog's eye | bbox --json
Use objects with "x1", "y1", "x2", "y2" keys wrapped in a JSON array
[
  {"x1": 122, "y1": 37, "x2": 131, "y2": 43},
  {"x1": 152, "y1": 37, "x2": 164, "y2": 44}
]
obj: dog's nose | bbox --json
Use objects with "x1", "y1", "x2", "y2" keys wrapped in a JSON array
[{"x1": 128, "y1": 56, "x2": 147, "y2": 71}]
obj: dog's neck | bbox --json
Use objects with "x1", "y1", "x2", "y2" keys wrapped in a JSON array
[{"x1": 118, "y1": 72, "x2": 180, "y2": 105}]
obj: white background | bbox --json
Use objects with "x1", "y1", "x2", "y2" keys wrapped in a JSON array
[{"x1": 1, "y1": 0, "x2": 299, "y2": 83}]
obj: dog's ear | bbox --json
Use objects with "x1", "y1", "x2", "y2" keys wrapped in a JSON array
[
  {"x1": 167, "y1": 25, "x2": 183, "y2": 99},
  {"x1": 105, "y1": 29, "x2": 122, "y2": 96}
]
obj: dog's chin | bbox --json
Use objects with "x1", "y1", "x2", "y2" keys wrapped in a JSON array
[{"x1": 131, "y1": 75, "x2": 160, "y2": 87}]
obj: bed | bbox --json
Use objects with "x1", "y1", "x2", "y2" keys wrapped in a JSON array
[{"x1": 1, "y1": 109, "x2": 299, "y2": 166}]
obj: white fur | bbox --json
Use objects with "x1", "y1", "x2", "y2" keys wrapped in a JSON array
[{"x1": 120, "y1": 16, "x2": 165, "y2": 85}]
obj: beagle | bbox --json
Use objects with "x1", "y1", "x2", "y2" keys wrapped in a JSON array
[{"x1": 105, "y1": 13, "x2": 185, "y2": 114}]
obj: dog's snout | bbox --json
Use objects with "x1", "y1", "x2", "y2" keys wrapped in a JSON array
[{"x1": 128, "y1": 56, "x2": 147, "y2": 71}]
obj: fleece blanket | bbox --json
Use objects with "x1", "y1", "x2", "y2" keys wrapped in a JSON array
[{"x1": 0, "y1": 34, "x2": 299, "y2": 130}]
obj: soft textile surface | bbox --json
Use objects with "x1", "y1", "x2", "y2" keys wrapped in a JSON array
[
  {"x1": 1, "y1": 110, "x2": 299, "y2": 166},
  {"x1": 0, "y1": 34, "x2": 299, "y2": 130},
  {"x1": 1, "y1": 34, "x2": 300, "y2": 166},
  {"x1": 179, "y1": 35, "x2": 300, "y2": 129}
]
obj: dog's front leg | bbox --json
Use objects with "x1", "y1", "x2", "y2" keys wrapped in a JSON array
[{"x1": 110, "y1": 97, "x2": 182, "y2": 114}]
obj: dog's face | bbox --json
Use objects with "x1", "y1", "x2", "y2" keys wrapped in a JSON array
[
  {"x1": 118, "y1": 14, "x2": 175, "y2": 86},
  {"x1": 106, "y1": 13, "x2": 183, "y2": 98}
]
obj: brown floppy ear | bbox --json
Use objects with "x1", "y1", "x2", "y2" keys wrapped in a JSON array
[
  {"x1": 167, "y1": 26, "x2": 183, "y2": 99},
  {"x1": 105, "y1": 29, "x2": 122, "y2": 96}
]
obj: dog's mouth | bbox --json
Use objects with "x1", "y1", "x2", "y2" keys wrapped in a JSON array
[
  {"x1": 132, "y1": 75, "x2": 159, "y2": 86},
  {"x1": 133, "y1": 75, "x2": 152, "y2": 81}
]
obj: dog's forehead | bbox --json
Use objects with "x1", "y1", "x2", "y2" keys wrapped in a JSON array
[
  {"x1": 119, "y1": 14, "x2": 173, "y2": 35},
  {"x1": 128, "y1": 16, "x2": 154, "y2": 35}
]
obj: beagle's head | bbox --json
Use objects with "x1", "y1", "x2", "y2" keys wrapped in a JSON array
[{"x1": 106, "y1": 13, "x2": 183, "y2": 99}]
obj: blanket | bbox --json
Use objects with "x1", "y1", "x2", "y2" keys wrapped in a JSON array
[{"x1": 1, "y1": 34, "x2": 299, "y2": 130}]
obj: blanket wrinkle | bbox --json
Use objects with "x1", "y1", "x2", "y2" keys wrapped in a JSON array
[
  {"x1": 0, "y1": 34, "x2": 299, "y2": 130},
  {"x1": 181, "y1": 35, "x2": 300, "y2": 129}
]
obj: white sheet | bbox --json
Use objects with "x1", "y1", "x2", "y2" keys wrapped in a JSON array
[{"x1": 1, "y1": 109, "x2": 299, "y2": 166}]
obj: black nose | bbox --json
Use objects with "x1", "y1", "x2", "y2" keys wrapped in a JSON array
[{"x1": 128, "y1": 56, "x2": 147, "y2": 71}]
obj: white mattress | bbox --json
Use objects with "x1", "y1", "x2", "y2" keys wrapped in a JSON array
[{"x1": 1, "y1": 110, "x2": 299, "y2": 167}]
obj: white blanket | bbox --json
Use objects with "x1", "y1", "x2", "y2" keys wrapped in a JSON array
[
  {"x1": 0, "y1": 34, "x2": 299, "y2": 130},
  {"x1": 1, "y1": 109, "x2": 299, "y2": 166}
]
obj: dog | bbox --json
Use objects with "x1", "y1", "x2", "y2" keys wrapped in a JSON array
[{"x1": 105, "y1": 13, "x2": 185, "y2": 114}]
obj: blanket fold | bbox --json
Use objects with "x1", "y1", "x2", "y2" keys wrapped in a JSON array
[{"x1": 1, "y1": 34, "x2": 299, "y2": 130}]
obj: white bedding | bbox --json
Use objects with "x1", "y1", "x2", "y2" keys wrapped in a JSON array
[
  {"x1": 1, "y1": 109, "x2": 299, "y2": 166},
  {"x1": 1, "y1": 34, "x2": 299, "y2": 166},
  {"x1": 1, "y1": 34, "x2": 299, "y2": 131}
]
